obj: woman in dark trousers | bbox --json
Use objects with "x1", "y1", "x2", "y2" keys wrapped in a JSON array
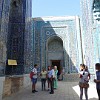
[
  {"x1": 94, "y1": 63, "x2": 100, "y2": 100},
  {"x1": 40, "y1": 68, "x2": 47, "y2": 91}
]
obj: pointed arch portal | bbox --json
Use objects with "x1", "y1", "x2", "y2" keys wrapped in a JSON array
[{"x1": 47, "y1": 36, "x2": 64, "y2": 73}]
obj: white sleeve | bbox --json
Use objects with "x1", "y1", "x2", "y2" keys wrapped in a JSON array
[
  {"x1": 32, "y1": 68, "x2": 35, "y2": 73},
  {"x1": 52, "y1": 69, "x2": 55, "y2": 77}
]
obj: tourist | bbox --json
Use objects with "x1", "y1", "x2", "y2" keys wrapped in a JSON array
[
  {"x1": 48, "y1": 65, "x2": 55, "y2": 94},
  {"x1": 47, "y1": 66, "x2": 51, "y2": 91},
  {"x1": 79, "y1": 64, "x2": 90, "y2": 100},
  {"x1": 31, "y1": 64, "x2": 38, "y2": 93},
  {"x1": 54, "y1": 66, "x2": 58, "y2": 89},
  {"x1": 94, "y1": 63, "x2": 100, "y2": 100},
  {"x1": 40, "y1": 67, "x2": 47, "y2": 91}
]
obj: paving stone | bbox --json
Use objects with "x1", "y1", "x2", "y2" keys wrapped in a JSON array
[{"x1": 3, "y1": 81, "x2": 98, "y2": 100}]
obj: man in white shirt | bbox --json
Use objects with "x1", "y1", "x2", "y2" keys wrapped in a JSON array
[
  {"x1": 31, "y1": 64, "x2": 38, "y2": 93},
  {"x1": 49, "y1": 65, "x2": 55, "y2": 94}
]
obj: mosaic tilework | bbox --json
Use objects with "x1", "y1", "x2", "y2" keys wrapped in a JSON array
[
  {"x1": 93, "y1": 24, "x2": 100, "y2": 63},
  {"x1": 33, "y1": 16, "x2": 82, "y2": 73},
  {"x1": 0, "y1": 0, "x2": 32, "y2": 75},
  {"x1": 92, "y1": 0, "x2": 100, "y2": 64},
  {"x1": 80, "y1": 0, "x2": 100, "y2": 75},
  {"x1": 0, "y1": 0, "x2": 11, "y2": 76},
  {"x1": 80, "y1": 0, "x2": 95, "y2": 73}
]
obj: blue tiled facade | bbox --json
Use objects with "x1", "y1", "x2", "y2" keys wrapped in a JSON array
[
  {"x1": 80, "y1": 0, "x2": 100, "y2": 75},
  {"x1": 92, "y1": 0, "x2": 100, "y2": 64},
  {"x1": 93, "y1": 24, "x2": 100, "y2": 63},
  {"x1": 80, "y1": 0, "x2": 95, "y2": 73},
  {"x1": 33, "y1": 16, "x2": 82, "y2": 73},
  {"x1": 24, "y1": 0, "x2": 33, "y2": 74},
  {"x1": 0, "y1": 0, "x2": 11, "y2": 76},
  {"x1": 0, "y1": 0, "x2": 32, "y2": 75}
]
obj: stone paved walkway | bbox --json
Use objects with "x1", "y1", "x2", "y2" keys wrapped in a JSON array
[{"x1": 3, "y1": 81, "x2": 98, "y2": 100}]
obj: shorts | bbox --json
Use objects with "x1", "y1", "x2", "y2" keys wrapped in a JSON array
[{"x1": 32, "y1": 78, "x2": 37, "y2": 84}]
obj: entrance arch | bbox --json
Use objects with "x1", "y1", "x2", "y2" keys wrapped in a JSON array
[{"x1": 47, "y1": 36, "x2": 64, "y2": 73}]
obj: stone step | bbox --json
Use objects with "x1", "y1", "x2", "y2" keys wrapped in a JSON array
[{"x1": 63, "y1": 73, "x2": 79, "y2": 82}]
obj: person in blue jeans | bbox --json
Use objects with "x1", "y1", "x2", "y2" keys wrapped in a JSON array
[
  {"x1": 94, "y1": 63, "x2": 100, "y2": 100},
  {"x1": 31, "y1": 64, "x2": 38, "y2": 93}
]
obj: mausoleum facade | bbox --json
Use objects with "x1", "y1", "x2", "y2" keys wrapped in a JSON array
[{"x1": 33, "y1": 16, "x2": 82, "y2": 73}]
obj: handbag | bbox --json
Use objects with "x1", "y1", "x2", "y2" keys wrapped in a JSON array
[{"x1": 79, "y1": 82, "x2": 89, "y2": 88}]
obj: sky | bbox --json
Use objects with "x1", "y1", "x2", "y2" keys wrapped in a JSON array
[{"x1": 32, "y1": 0, "x2": 80, "y2": 18}]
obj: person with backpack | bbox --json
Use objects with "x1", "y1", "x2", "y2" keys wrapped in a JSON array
[{"x1": 31, "y1": 64, "x2": 38, "y2": 93}]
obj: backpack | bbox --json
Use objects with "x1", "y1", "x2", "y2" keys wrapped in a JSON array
[{"x1": 30, "y1": 71, "x2": 34, "y2": 79}]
